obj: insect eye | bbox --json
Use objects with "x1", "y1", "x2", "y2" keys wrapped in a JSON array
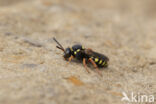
[
  {"x1": 63, "y1": 48, "x2": 71, "y2": 59},
  {"x1": 65, "y1": 48, "x2": 71, "y2": 54}
]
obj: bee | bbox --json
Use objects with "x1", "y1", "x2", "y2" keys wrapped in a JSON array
[{"x1": 53, "y1": 37, "x2": 109, "y2": 76}]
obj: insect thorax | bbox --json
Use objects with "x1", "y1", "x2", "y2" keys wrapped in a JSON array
[{"x1": 70, "y1": 44, "x2": 86, "y2": 59}]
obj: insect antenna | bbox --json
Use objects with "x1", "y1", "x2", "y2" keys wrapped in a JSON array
[{"x1": 53, "y1": 37, "x2": 65, "y2": 52}]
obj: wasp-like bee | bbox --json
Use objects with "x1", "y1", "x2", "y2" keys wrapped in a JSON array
[{"x1": 53, "y1": 37, "x2": 109, "y2": 76}]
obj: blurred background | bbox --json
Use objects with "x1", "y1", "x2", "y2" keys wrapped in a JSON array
[{"x1": 0, "y1": 0, "x2": 156, "y2": 104}]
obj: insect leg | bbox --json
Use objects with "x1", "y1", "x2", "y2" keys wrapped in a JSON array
[
  {"x1": 83, "y1": 58, "x2": 90, "y2": 73},
  {"x1": 89, "y1": 58, "x2": 102, "y2": 77},
  {"x1": 65, "y1": 55, "x2": 74, "y2": 66},
  {"x1": 68, "y1": 55, "x2": 74, "y2": 62}
]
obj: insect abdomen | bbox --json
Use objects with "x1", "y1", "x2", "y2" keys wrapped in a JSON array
[{"x1": 91, "y1": 57, "x2": 108, "y2": 67}]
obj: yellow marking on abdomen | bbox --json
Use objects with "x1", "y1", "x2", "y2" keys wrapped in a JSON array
[
  {"x1": 99, "y1": 60, "x2": 103, "y2": 64},
  {"x1": 95, "y1": 58, "x2": 99, "y2": 62},
  {"x1": 102, "y1": 61, "x2": 105, "y2": 66}
]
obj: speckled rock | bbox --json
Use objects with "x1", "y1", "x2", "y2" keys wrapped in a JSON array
[{"x1": 0, "y1": 0, "x2": 156, "y2": 104}]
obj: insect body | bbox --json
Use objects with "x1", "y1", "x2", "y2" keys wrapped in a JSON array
[{"x1": 53, "y1": 37, "x2": 109, "y2": 76}]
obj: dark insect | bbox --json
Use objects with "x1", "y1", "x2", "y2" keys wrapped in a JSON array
[{"x1": 53, "y1": 37, "x2": 109, "y2": 76}]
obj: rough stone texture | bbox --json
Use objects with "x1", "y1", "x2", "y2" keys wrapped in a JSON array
[{"x1": 0, "y1": 0, "x2": 156, "y2": 104}]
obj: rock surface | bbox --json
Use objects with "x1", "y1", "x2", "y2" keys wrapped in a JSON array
[{"x1": 0, "y1": 0, "x2": 156, "y2": 104}]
